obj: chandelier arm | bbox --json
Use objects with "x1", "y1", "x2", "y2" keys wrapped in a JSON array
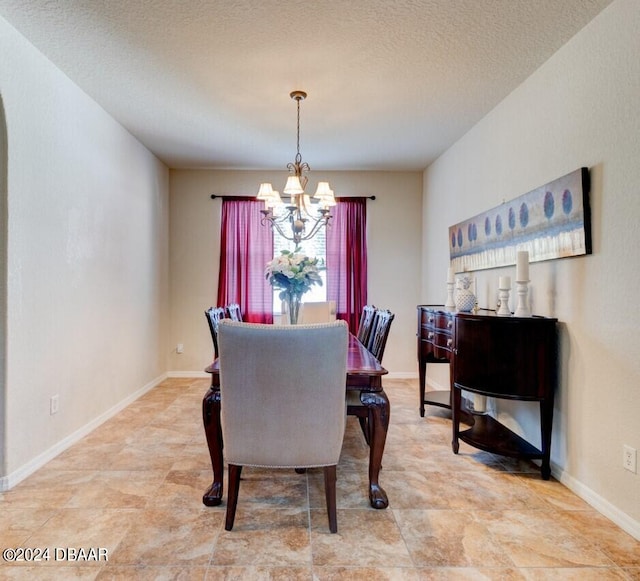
[
  {"x1": 263, "y1": 213, "x2": 302, "y2": 243},
  {"x1": 297, "y1": 215, "x2": 332, "y2": 242}
]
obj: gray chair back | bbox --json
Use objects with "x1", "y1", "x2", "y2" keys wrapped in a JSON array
[{"x1": 218, "y1": 320, "x2": 349, "y2": 533}]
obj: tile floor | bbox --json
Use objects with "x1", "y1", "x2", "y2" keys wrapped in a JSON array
[{"x1": 1, "y1": 377, "x2": 639, "y2": 580}]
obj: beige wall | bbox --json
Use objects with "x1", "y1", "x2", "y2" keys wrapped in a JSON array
[
  {"x1": 169, "y1": 170, "x2": 423, "y2": 376},
  {"x1": 0, "y1": 16, "x2": 170, "y2": 485},
  {"x1": 422, "y1": 0, "x2": 640, "y2": 536}
]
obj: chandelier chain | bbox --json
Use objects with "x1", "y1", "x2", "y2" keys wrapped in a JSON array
[{"x1": 295, "y1": 94, "x2": 302, "y2": 164}]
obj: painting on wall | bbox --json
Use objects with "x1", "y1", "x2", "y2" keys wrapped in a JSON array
[{"x1": 449, "y1": 167, "x2": 591, "y2": 273}]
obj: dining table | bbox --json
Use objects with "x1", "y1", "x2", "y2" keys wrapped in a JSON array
[{"x1": 201, "y1": 332, "x2": 391, "y2": 509}]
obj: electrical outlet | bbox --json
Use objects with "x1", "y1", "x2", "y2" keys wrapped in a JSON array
[
  {"x1": 623, "y1": 445, "x2": 637, "y2": 473},
  {"x1": 176, "y1": 343, "x2": 184, "y2": 354},
  {"x1": 50, "y1": 394, "x2": 59, "y2": 415}
]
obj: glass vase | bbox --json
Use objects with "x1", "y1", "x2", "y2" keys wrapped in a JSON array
[{"x1": 285, "y1": 292, "x2": 302, "y2": 325}]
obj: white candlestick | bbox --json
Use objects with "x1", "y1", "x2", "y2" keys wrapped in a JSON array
[
  {"x1": 516, "y1": 251, "x2": 529, "y2": 281},
  {"x1": 447, "y1": 267, "x2": 455, "y2": 284},
  {"x1": 497, "y1": 288, "x2": 511, "y2": 316},
  {"x1": 514, "y1": 280, "x2": 531, "y2": 317},
  {"x1": 499, "y1": 276, "x2": 511, "y2": 289},
  {"x1": 445, "y1": 282, "x2": 455, "y2": 310}
]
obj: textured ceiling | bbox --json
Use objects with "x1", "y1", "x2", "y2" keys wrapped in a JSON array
[{"x1": 1, "y1": 0, "x2": 613, "y2": 171}]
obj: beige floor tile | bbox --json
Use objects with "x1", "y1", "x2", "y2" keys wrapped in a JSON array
[
  {"x1": 16, "y1": 508, "x2": 138, "y2": 567},
  {"x1": 205, "y1": 565, "x2": 313, "y2": 580},
  {"x1": 314, "y1": 567, "x2": 423, "y2": 580},
  {"x1": 152, "y1": 469, "x2": 221, "y2": 510},
  {"x1": 521, "y1": 568, "x2": 630, "y2": 580},
  {"x1": 484, "y1": 509, "x2": 616, "y2": 567},
  {"x1": 1, "y1": 377, "x2": 635, "y2": 579},
  {"x1": 557, "y1": 509, "x2": 640, "y2": 567},
  {"x1": 63, "y1": 470, "x2": 168, "y2": 509},
  {"x1": 310, "y1": 508, "x2": 413, "y2": 567},
  {"x1": 211, "y1": 508, "x2": 311, "y2": 566},
  {"x1": 0, "y1": 566, "x2": 102, "y2": 580},
  {"x1": 394, "y1": 508, "x2": 514, "y2": 568},
  {"x1": 96, "y1": 565, "x2": 208, "y2": 580},
  {"x1": 109, "y1": 508, "x2": 221, "y2": 566}
]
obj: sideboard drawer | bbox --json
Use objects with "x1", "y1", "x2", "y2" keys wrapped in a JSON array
[{"x1": 421, "y1": 309, "x2": 453, "y2": 331}]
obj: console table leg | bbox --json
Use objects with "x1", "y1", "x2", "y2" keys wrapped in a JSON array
[
  {"x1": 418, "y1": 358, "x2": 426, "y2": 417},
  {"x1": 451, "y1": 385, "x2": 461, "y2": 454},
  {"x1": 540, "y1": 399, "x2": 554, "y2": 480},
  {"x1": 202, "y1": 387, "x2": 224, "y2": 506}
]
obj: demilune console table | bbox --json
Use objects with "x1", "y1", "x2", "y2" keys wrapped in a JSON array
[{"x1": 417, "y1": 306, "x2": 558, "y2": 479}]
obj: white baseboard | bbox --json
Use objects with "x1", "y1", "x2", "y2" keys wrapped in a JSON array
[
  {"x1": 166, "y1": 371, "x2": 210, "y2": 378},
  {"x1": 426, "y1": 377, "x2": 448, "y2": 391},
  {"x1": 386, "y1": 371, "x2": 418, "y2": 380},
  {"x1": 167, "y1": 370, "x2": 419, "y2": 380},
  {"x1": 0, "y1": 373, "x2": 168, "y2": 492},
  {"x1": 551, "y1": 462, "x2": 640, "y2": 541}
]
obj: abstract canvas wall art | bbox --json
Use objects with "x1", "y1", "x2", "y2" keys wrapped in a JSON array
[{"x1": 449, "y1": 168, "x2": 591, "y2": 272}]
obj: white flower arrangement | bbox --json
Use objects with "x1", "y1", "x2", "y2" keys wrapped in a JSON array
[{"x1": 265, "y1": 249, "x2": 324, "y2": 300}]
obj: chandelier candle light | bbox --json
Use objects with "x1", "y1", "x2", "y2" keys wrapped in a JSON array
[{"x1": 257, "y1": 91, "x2": 336, "y2": 245}]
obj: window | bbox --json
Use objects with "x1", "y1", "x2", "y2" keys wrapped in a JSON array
[
  {"x1": 271, "y1": 202, "x2": 327, "y2": 312},
  {"x1": 217, "y1": 196, "x2": 368, "y2": 333}
]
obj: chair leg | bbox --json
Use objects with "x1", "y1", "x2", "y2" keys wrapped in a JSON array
[
  {"x1": 225, "y1": 464, "x2": 243, "y2": 531},
  {"x1": 323, "y1": 465, "x2": 338, "y2": 533}
]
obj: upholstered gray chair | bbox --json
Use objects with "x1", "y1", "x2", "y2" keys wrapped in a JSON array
[{"x1": 217, "y1": 320, "x2": 349, "y2": 533}]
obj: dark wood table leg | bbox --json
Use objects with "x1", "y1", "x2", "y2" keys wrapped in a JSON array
[
  {"x1": 361, "y1": 390, "x2": 390, "y2": 509},
  {"x1": 202, "y1": 387, "x2": 224, "y2": 506}
]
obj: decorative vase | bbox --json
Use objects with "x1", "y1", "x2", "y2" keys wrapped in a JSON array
[
  {"x1": 285, "y1": 292, "x2": 302, "y2": 325},
  {"x1": 455, "y1": 288, "x2": 476, "y2": 312}
]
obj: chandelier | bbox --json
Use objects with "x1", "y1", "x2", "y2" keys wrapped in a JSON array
[{"x1": 257, "y1": 90, "x2": 336, "y2": 245}]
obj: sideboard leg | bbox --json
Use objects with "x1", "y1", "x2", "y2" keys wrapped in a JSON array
[{"x1": 451, "y1": 385, "x2": 461, "y2": 454}]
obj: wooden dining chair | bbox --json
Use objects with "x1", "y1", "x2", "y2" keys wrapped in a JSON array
[
  {"x1": 226, "y1": 303, "x2": 242, "y2": 321},
  {"x1": 204, "y1": 306, "x2": 226, "y2": 358},
  {"x1": 367, "y1": 309, "x2": 395, "y2": 363},
  {"x1": 356, "y1": 304, "x2": 377, "y2": 347},
  {"x1": 217, "y1": 320, "x2": 349, "y2": 533}
]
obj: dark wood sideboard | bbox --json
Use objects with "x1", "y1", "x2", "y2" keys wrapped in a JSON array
[
  {"x1": 417, "y1": 305, "x2": 558, "y2": 479},
  {"x1": 417, "y1": 305, "x2": 455, "y2": 415}
]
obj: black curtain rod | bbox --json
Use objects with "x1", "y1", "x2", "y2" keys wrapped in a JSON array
[{"x1": 210, "y1": 194, "x2": 376, "y2": 200}]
